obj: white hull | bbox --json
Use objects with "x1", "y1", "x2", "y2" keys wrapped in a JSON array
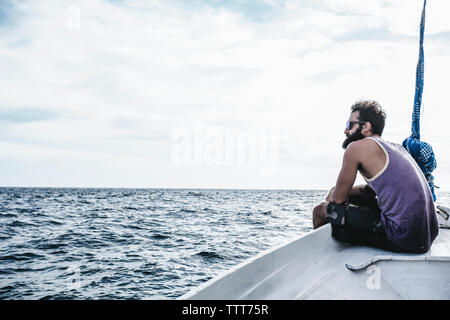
[{"x1": 182, "y1": 207, "x2": 450, "y2": 300}]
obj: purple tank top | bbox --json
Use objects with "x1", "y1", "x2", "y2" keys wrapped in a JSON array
[{"x1": 363, "y1": 136, "x2": 438, "y2": 252}]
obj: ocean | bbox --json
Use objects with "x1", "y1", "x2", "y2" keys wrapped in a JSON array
[
  {"x1": 0, "y1": 188, "x2": 325, "y2": 299},
  {"x1": 1, "y1": 187, "x2": 448, "y2": 300}
]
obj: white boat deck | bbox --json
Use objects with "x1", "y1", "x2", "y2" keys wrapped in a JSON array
[{"x1": 182, "y1": 222, "x2": 450, "y2": 300}]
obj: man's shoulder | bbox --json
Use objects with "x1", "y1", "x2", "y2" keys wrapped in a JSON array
[
  {"x1": 347, "y1": 138, "x2": 375, "y2": 150},
  {"x1": 345, "y1": 138, "x2": 382, "y2": 159}
]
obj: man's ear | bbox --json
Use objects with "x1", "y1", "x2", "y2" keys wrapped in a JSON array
[{"x1": 363, "y1": 122, "x2": 372, "y2": 134}]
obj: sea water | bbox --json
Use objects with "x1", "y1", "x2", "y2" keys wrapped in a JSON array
[{"x1": 1, "y1": 188, "x2": 448, "y2": 299}]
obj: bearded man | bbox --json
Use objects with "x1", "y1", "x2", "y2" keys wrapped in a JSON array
[{"x1": 312, "y1": 100, "x2": 438, "y2": 253}]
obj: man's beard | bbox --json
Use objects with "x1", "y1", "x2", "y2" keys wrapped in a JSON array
[{"x1": 342, "y1": 126, "x2": 365, "y2": 149}]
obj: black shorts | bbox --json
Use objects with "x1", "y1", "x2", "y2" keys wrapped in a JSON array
[{"x1": 326, "y1": 201, "x2": 404, "y2": 252}]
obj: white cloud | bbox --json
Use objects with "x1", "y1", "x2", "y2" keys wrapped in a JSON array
[{"x1": 1, "y1": 0, "x2": 449, "y2": 189}]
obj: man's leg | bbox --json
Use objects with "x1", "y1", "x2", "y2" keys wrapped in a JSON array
[
  {"x1": 312, "y1": 185, "x2": 378, "y2": 230},
  {"x1": 328, "y1": 203, "x2": 404, "y2": 252},
  {"x1": 348, "y1": 184, "x2": 378, "y2": 209}
]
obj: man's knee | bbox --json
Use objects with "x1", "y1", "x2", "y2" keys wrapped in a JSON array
[{"x1": 313, "y1": 202, "x2": 329, "y2": 229}]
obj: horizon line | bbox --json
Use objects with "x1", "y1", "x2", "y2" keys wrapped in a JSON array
[{"x1": 1, "y1": 186, "x2": 450, "y2": 193}]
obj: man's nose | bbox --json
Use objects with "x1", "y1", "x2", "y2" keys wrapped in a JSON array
[{"x1": 344, "y1": 128, "x2": 349, "y2": 135}]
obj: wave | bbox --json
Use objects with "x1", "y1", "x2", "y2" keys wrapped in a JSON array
[
  {"x1": 122, "y1": 206, "x2": 140, "y2": 211},
  {"x1": 0, "y1": 213, "x2": 17, "y2": 218},
  {"x1": 187, "y1": 191, "x2": 204, "y2": 197},
  {"x1": 15, "y1": 208, "x2": 38, "y2": 214},
  {"x1": 36, "y1": 242, "x2": 66, "y2": 250},
  {"x1": 194, "y1": 251, "x2": 225, "y2": 261},
  {"x1": 8, "y1": 220, "x2": 37, "y2": 227},
  {"x1": 0, "y1": 252, "x2": 45, "y2": 261},
  {"x1": 180, "y1": 208, "x2": 197, "y2": 213},
  {"x1": 46, "y1": 220, "x2": 64, "y2": 226},
  {"x1": 150, "y1": 234, "x2": 169, "y2": 240}
]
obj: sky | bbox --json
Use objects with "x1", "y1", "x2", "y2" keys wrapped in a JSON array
[{"x1": 1, "y1": 0, "x2": 450, "y2": 190}]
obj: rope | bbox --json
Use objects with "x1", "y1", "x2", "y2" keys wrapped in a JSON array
[{"x1": 402, "y1": 0, "x2": 437, "y2": 201}]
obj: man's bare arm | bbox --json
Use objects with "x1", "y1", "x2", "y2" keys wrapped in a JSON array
[{"x1": 330, "y1": 143, "x2": 360, "y2": 204}]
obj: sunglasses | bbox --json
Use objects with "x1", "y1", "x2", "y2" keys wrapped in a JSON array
[{"x1": 346, "y1": 121, "x2": 366, "y2": 130}]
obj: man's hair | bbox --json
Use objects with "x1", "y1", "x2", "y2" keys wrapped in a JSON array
[{"x1": 351, "y1": 100, "x2": 386, "y2": 135}]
